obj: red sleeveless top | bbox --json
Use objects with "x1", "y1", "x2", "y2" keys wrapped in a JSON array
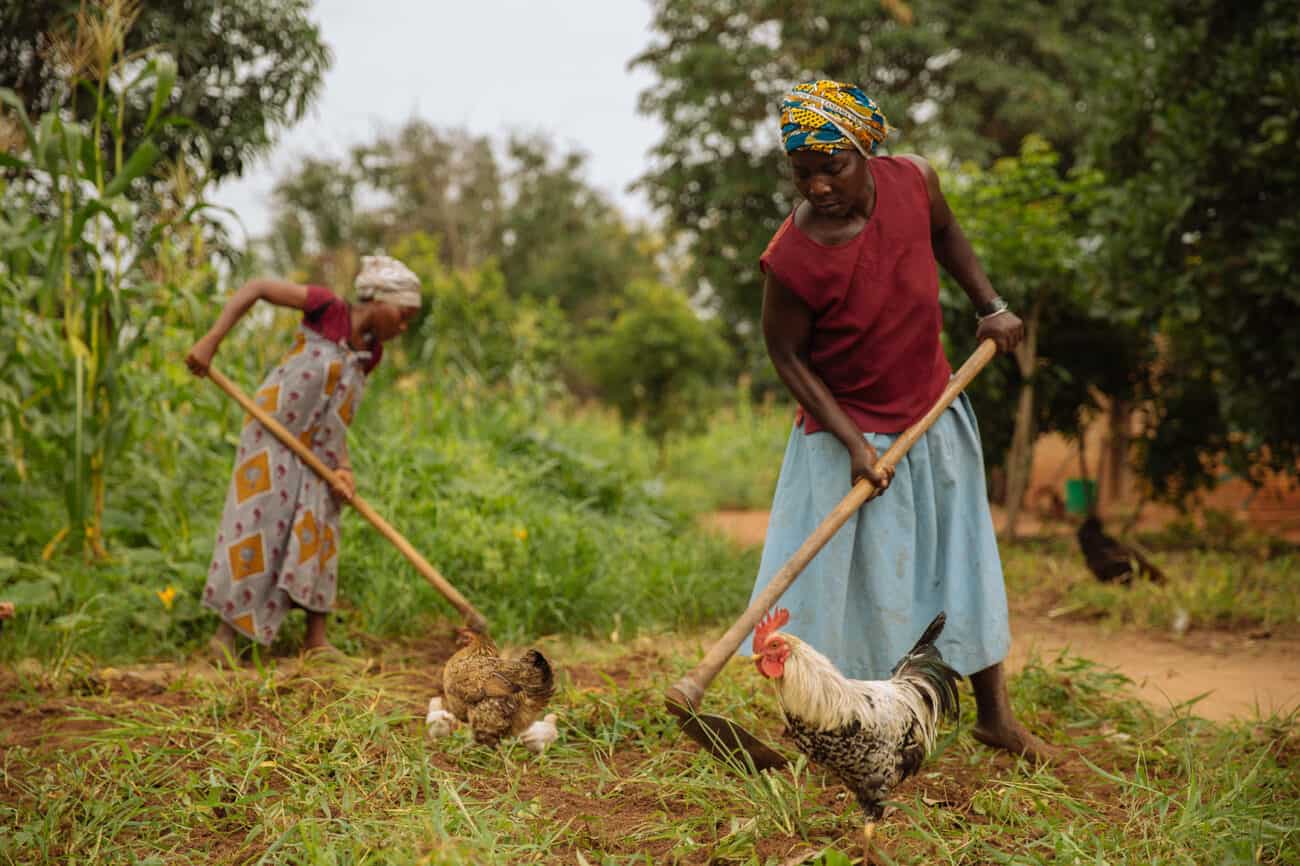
[
  {"x1": 760, "y1": 156, "x2": 951, "y2": 434},
  {"x1": 302, "y1": 285, "x2": 382, "y2": 374}
]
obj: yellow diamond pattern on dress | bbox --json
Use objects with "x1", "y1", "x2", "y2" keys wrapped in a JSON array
[
  {"x1": 231, "y1": 612, "x2": 256, "y2": 637},
  {"x1": 283, "y1": 331, "x2": 306, "y2": 361},
  {"x1": 338, "y1": 388, "x2": 356, "y2": 426},
  {"x1": 234, "y1": 450, "x2": 271, "y2": 504},
  {"x1": 243, "y1": 384, "x2": 281, "y2": 428},
  {"x1": 297, "y1": 425, "x2": 318, "y2": 450},
  {"x1": 295, "y1": 510, "x2": 321, "y2": 565},
  {"x1": 325, "y1": 360, "x2": 343, "y2": 397},
  {"x1": 228, "y1": 532, "x2": 266, "y2": 582},
  {"x1": 318, "y1": 523, "x2": 336, "y2": 569}
]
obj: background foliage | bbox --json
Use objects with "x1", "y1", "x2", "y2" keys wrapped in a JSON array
[
  {"x1": 1090, "y1": 0, "x2": 1300, "y2": 498},
  {"x1": 0, "y1": 0, "x2": 330, "y2": 182},
  {"x1": 2, "y1": 0, "x2": 1300, "y2": 663}
]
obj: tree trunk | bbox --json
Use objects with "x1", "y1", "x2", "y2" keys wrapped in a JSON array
[
  {"x1": 1000, "y1": 300, "x2": 1041, "y2": 540},
  {"x1": 1102, "y1": 397, "x2": 1130, "y2": 510}
]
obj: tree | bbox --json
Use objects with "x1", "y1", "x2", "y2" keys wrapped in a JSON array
[
  {"x1": 265, "y1": 127, "x2": 660, "y2": 326},
  {"x1": 1, "y1": 1, "x2": 216, "y2": 558},
  {"x1": 632, "y1": 0, "x2": 1139, "y2": 337},
  {"x1": 354, "y1": 121, "x2": 504, "y2": 270},
  {"x1": 498, "y1": 136, "x2": 658, "y2": 320},
  {"x1": 579, "y1": 283, "x2": 730, "y2": 459},
  {"x1": 1, "y1": 0, "x2": 330, "y2": 181},
  {"x1": 1091, "y1": 0, "x2": 1300, "y2": 499},
  {"x1": 388, "y1": 231, "x2": 569, "y2": 392},
  {"x1": 940, "y1": 138, "x2": 1149, "y2": 536}
]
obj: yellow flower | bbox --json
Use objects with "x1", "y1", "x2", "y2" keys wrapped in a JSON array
[
  {"x1": 156, "y1": 585, "x2": 176, "y2": 610},
  {"x1": 514, "y1": 527, "x2": 528, "y2": 542}
]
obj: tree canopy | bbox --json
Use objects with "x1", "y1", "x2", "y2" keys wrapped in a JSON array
[
  {"x1": 1092, "y1": 0, "x2": 1300, "y2": 497},
  {"x1": 1, "y1": 0, "x2": 331, "y2": 181},
  {"x1": 264, "y1": 122, "x2": 660, "y2": 323},
  {"x1": 632, "y1": 0, "x2": 1138, "y2": 334}
]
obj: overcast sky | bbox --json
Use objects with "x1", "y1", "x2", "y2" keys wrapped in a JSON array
[{"x1": 211, "y1": 0, "x2": 663, "y2": 241}]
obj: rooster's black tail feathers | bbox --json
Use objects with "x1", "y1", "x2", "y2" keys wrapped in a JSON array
[{"x1": 891, "y1": 612, "x2": 961, "y2": 720}]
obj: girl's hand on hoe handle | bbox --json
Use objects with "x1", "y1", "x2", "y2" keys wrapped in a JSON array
[
  {"x1": 332, "y1": 467, "x2": 355, "y2": 504},
  {"x1": 185, "y1": 335, "x2": 219, "y2": 377}
]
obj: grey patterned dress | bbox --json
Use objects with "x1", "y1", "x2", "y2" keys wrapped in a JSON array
[{"x1": 201, "y1": 326, "x2": 370, "y2": 644}]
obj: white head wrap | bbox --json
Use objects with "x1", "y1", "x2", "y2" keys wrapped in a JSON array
[{"x1": 354, "y1": 255, "x2": 422, "y2": 309}]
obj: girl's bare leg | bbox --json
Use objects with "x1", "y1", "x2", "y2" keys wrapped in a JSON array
[
  {"x1": 208, "y1": 621, "x2": 239, "y2": 663},
  {"x1": 303, "y1": 610, "x2": 333, "y2": 652}
]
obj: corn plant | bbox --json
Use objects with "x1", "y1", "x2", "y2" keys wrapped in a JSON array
[{"x1": 0, "y1": 0, "x2": 210, "y2": 559}]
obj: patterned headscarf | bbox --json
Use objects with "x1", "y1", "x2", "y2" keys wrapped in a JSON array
[
  {"x1": 354, "y1": 255, "x2": 421, "y2": 309},
  {"x1": 780, "y1": 80, "x2": 891, "y2": 158}
]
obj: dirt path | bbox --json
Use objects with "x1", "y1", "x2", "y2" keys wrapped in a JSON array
[
  {"x1": 1005, "y1": 613, "x2": 1299, "y2": 722},
  {"x1": 704, "y1": 509, "x2": 1300, "y2": 723}
]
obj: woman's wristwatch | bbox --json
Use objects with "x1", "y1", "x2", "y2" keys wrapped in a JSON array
[{"x1": 976, "y1": 296, "x2": 1010, "y2": 322}]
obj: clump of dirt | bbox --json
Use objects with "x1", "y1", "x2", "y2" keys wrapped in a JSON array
[{"x1": 564, "y1": 647, "x2": 666, "y2": 691}]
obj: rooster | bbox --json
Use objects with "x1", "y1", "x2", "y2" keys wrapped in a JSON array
[
  {"x1": 753, "y1": 608, "x2": 961, "y2": 846},
  {"x1": 426, "y1": 628, "x2": 558, "y2": 751}
]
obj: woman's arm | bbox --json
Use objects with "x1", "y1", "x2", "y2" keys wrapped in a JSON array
[
  {"x1": 900, "y1": 154, "x2": 1024, "y2": 355},
  {"x1": 763, "y1": 272, "x2": 892, "y2": 490},
  {"x1": 185, "y1": 278, "x2": 312, "y2": 376}
]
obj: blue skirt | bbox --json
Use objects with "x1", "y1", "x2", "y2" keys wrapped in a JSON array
[{"x1": 743, "y1": 394, "x2": 1010, "y2": 679}]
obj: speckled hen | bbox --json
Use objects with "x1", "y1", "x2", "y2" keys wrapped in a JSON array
[{"x1": 439, "y1": 628, "x2": 555, "y2": 748}]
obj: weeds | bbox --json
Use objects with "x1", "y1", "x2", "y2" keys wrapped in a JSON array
[
  {"x1": 1001, "y1": 539, "x2": 1300, "y2": 635},
  {"x1": 0, "y1": 640, "x2": 1295, "y2": 864},
  {"x1": 0, "y1": 357, "x2": 761, "y2": 664}
]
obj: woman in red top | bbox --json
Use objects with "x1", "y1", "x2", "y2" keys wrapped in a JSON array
[
  {"x1": 744, "y1": 80, "x2": 1053, "y2": 761},
  {"x1": 186, "y1": 256, "x2": 421, "y2": 660}
]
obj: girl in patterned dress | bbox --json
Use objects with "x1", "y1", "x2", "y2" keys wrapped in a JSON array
[{"x1": 185, "y1": 256, "x2": 421, "y2": 658}]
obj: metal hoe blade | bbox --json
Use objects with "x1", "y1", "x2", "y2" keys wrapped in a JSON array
[{"x1": 666, "y1": 697, "x2": 788, "y2": 773}]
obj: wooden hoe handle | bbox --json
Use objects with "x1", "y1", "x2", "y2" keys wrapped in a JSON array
[
  {"x1": 666, "y1": 339, "x2": 997, "y2": 710},
  {"x1": 206, "y1": 366, "x2": 488, "y2": 632}
]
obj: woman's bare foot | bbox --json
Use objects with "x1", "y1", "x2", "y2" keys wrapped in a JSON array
[
  {"x1": 972, "y1": 721, "x2": 1060, "y2": 763},
  {"x1": 969, "y1": 661, "x2": 1062, "y2": 763}
]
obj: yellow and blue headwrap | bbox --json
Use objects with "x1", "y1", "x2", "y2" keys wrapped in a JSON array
[{"x1": 780, "y1": 80, "x2": 891, "y2": 157}]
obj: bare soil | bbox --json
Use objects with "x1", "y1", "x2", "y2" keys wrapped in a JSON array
[
  {"x1": 702, "y1": 509, "x2": 1300, "y2": 723},
  {"x1": 0, "y1": 634, "x2": 1138, "y2": 866}
]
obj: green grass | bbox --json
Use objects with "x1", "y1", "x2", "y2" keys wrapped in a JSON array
[
  {"x1": 3, "y1": 348, "x2": 1298, "y2": 863},
  {"x1": 1, "y1": 635, "x2": 1295, "y2": 864},
  {"x1": 1001, "y1": 538, "x2": 1300, "y2": 636},
  {"x1": 541, "y1": 387, "x2": 793, "y2": 516},
  {"x1": 0, "y1": 364, "x2": 760, "y2": 665}
]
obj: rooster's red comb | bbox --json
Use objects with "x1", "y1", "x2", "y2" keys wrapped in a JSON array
[{"x1": 754, "y1": 607, "x2": 790, "y2": 649}]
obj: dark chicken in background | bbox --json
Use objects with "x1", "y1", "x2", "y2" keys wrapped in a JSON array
[{"x1": 1077, "y1": 516, "x2": 1167, "y2": 585}]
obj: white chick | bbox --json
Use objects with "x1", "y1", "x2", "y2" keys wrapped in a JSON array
[
  {"x1": 425, "y1": 695, "x2": 457, "y2": 738},
  {"x1": 518, "y1": 713, "x2": 559, "y2": 754}
]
